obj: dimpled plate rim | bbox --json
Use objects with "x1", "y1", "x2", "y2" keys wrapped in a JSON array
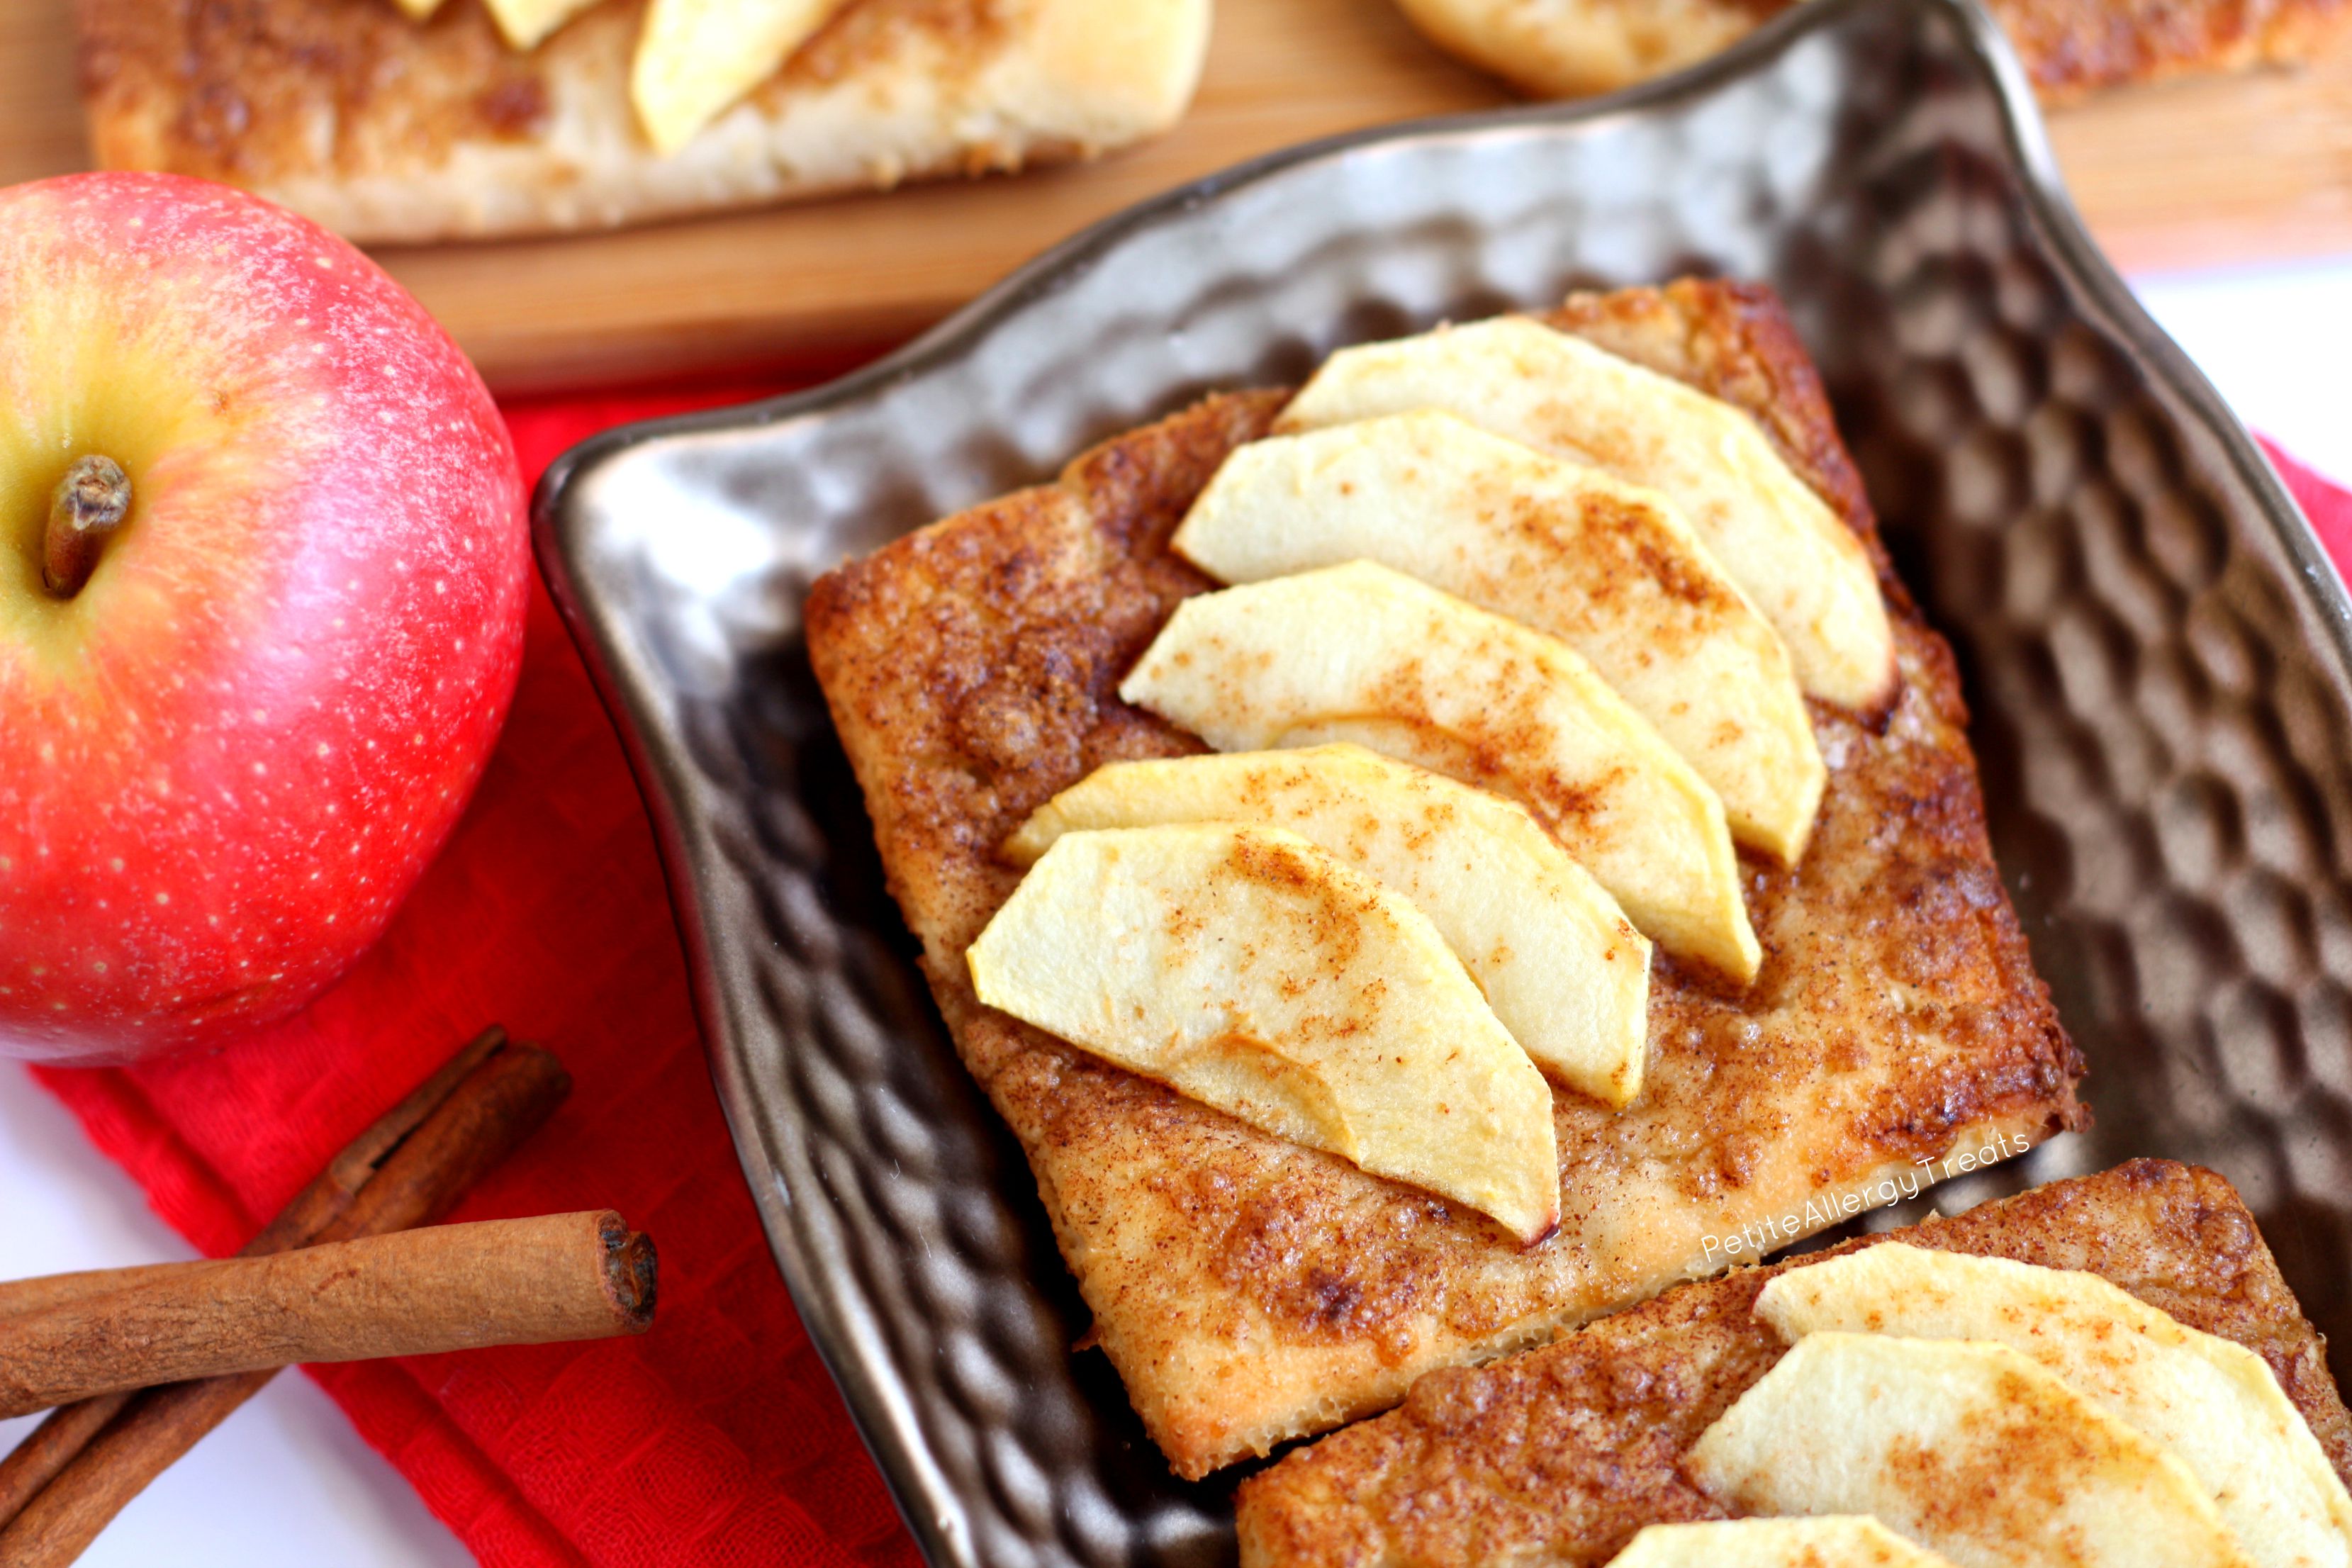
[{"x1": 532, "y1": 3, "x2": 2352, "y2": 1566}]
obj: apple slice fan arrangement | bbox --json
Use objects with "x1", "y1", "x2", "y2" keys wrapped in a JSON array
[
  {"x1": 4, "y1": 142, "x2": 2352, "y2": 1568},
  {"x1": 962, "y1": 316, "x2": 1902, "y2": 1233}
]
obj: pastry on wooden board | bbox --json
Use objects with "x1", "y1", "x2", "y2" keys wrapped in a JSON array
[
  {"x1": 802, "y1": 276, "x2": 2087, "y2": 1479},
  {"x1": 72, "y1": 0, "x2": 1211, "y2": 244},
  {"x1": 1234, "y1": 1158, "x2": 2352, "y2": 1568},
  {"x1": 1392, "y1": 0, "x2": 2352, "y2": 102}
]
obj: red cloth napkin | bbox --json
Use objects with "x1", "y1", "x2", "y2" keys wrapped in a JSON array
[
  {"x1": 19, "y1": 371, "x2": 2350, "y2": 1567},
  {"x1": 2268, "y1": 439, "x2": 2352, "y2": 568}
]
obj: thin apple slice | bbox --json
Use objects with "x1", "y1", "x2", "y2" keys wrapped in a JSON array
[
  {"x1": 1606, "y1": 1517, "x2": 1960, "y2": 1567},
  {"x1": 632, "y1": 0, "x2": 851, "y2": 155},
  {"x1": 1275, "y1": 317, "x2": 1896, "y2": 712},
  {"x1": 1757, "y1": 1244, "x2": 2352, "y2": 1568},
  {"x1": 390, "y1": 0, "x2": 446, "y2": 16},
  {"x1": 1686, "y1": 1333, "x2": 2255, "y2": 1568},
  {"x1": 1005, "y1": 745, "x2": 1652, "y2": 1107},
  {"x1": 482, "y1": 0, "x2": 600, "y2": 50},
  {"x1": 1119, "y1": 561, "x2": 1758, "y2": 981},
  {"x1": 967, "y1": 823, "x2": 1559, "y2": 1243},
  {"x1": 1172, "y1": 410, "x2": 1824, "y2": 863}
]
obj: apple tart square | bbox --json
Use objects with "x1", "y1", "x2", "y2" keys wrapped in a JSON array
[{"x1": 804, "y1": 278, "x2": 2086, "y2": 1479}]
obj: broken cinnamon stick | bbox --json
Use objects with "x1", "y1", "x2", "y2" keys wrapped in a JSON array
[
  {"x1": 257, "y1": 1022, "x2": 515, "y2": 1250},
  {"x1": 0, "y1": 1029, "x2": 569, "y2": 1564},
  {"x1": 0, "y1": 1211, "x2": 656, "y2": 1418}
]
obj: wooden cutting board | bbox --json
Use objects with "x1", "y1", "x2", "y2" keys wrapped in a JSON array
[{"x1": 6, "y1": 0, "x2": 2348, "y2": 391}]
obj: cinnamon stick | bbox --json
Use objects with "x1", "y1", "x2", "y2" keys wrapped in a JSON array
[
  {"x1": 256, "y1": 1023, "x2": 514, "y2": 1250},
  {"x1": 0, "y1": 1404, "x2": 115, "y2": 1537},
  {"x1": 0, "y1": 1031, "x2": 569, "y2": 1565},
  {"x1": 315, "y1": 1040, "x2": 571, "y2": 1244},
  {"x1": 0, "y1": 1027, "x2": 511, "y2": 1328},
  {"x1": 0, "y1": 1211, "x2": 656, "y2": 1418},
  {"x1": 0, "y1": 1262, "x2": 201, "y2": 1320}
]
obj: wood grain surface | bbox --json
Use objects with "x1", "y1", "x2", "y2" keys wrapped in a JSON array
[{"x1": 6, "y1": 0, "x2": 2348, "y2": 391}]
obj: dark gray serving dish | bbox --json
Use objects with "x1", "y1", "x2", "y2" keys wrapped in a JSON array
[{"x1": 534, "y1": 0, "x2": 2352, "y2": 1562}]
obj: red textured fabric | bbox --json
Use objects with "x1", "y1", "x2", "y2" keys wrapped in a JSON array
[
  {"x1": 18, "y1": 369, "x2": 2348, "y2": 1568},
  {"x1": 2266, "y1": 439, "x2": 2352, "y2": 571},
  {"x1": 29, "y1": 369, "x2": 926, "y2": 1568}
]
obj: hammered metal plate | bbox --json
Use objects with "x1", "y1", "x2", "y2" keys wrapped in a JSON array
[{"x1": 534, "y1": 1, "x2": 2352, "y2": 1562}]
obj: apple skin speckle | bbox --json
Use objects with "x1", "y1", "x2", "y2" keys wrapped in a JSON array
[{"x1": 0, "y1": 173, "x2": 530, "y2": 1064}]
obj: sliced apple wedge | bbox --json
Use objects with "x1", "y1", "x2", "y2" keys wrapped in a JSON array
[
  {"x1": 967, "y1": 823, "x2": 1559, "y2": 1242},
  {"x1": 1119, "y1": 561, "x2": 1758, "y2": 981},
  {"x1": 632, "y1": 0, "x2": 850, "y2": 155},
  {"x1": 1687, "y1": 1333, "x2": 2255, "y2": 1568},
  {"x1": 1758, "y1": 1244, "x2": 2352, "y2": 1568},
  {"x1": 1606, "y1": 1517, "x2": 1960, "y2": 1568},
  {"x1": 1276, "y1": 317, "x2": 1896, "y2": 712},
  {"x1": 1005, "y1": 745, "x2": 1652, "y2": 1106},
  {"x1": 1173, "y1": 410, "x2": 1825, "y2": 863},
  {"x1": 482, "y1": 0, "x2": 600, "y2": 49}
]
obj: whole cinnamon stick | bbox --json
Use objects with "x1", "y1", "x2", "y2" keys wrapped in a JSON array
[
  {"x1": 0, "y1": 1027, "x2": 512, "y2": 1329},
  {"x1": 0, "y1": 1211, "x2": 656, "y2": 1418},
  {"x1": 0, "y1": 1026, "x2": 522, "y2": 1532},
  {"x1": 0, "y1": 1033, "x2": 569, "y2": 1565},
  {"x1": 0, "y1": 1262, "x2": 202, "y2": 1320}
]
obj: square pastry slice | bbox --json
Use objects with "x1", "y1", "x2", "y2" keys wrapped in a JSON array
[
  {"x1": 804, "y1": 278, "x2": 2088, "y2": 1478},
  {"x1": 1235, "y1": 1158, "x2": 2352, "y2": 1567},
  {"x1": 74, "y1": 0, "x2": 1209, "y2": 242}
]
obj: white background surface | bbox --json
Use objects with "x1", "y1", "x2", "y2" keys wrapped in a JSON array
[{"x1": 2, "y1": 258, "x2": 2349, "y2": 1567}]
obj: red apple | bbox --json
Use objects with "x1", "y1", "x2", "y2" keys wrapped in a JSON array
[{"x1": 0, "y1": 174, "x2": 529, "y2": 1064}]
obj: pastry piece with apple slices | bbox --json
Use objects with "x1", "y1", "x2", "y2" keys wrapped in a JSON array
[
  {"x1": 969, "y1": 822, "x2": 1562, "y2": 1243},
  {"x1": 1120, "y1": 561, "x2": 1758, "y2": 981},
  {"x1": 1170, "y1": 409, "x2": 1825, "y2": 863},
  {"x1": 1277, "y1": 314, "x2": 1898, "y2": 713},
  {"x1": 803, "y1": 277, "x2": 2083, "y2": 1478},
  {"x1": 1005, "y1": 745, "x2": 1652, "y2": 1107},
  {"x1": 1236, "y1": 1160, "x2": 2352, "y2": 1568},
  {"x1": 74, "y1": 0, "x2": 1212, "y2": 243}
]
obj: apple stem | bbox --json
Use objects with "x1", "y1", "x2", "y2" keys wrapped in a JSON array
[{"x1": 40, "y1": 455, "x2": 132, "y2": 599}]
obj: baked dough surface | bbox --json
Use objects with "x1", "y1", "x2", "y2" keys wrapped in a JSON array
[
  {"x1": 1394, "y1": 0, "x2": 2352, "y2": 100},
  {"x1": 803, "y1": 279, "x2": 2088, "y2": 1478},
  {"x1": 1236, "y1": 1158, "x2": 2352, "y2": 1568},
  {"x1": 74, "y1": 0, "x2": 1210, "y2": 242}
]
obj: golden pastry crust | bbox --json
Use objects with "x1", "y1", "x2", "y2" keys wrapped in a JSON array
[
  {"x1": 1394, "y1": 0, "x2": 1774, "y2": 101},
  {"x1": 803, "y1": 279, "x2": 2086, "y2": 1478},
  {"x1": 72, "y1": 0, "x2": 1210, "y2": 242},
  {"x1": 1393, "y1": 0, "x2": 2352, "y2": 101},
  {"x1": 1234, "y1": 1158, "x2": 2352, "y2": 1568}
]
